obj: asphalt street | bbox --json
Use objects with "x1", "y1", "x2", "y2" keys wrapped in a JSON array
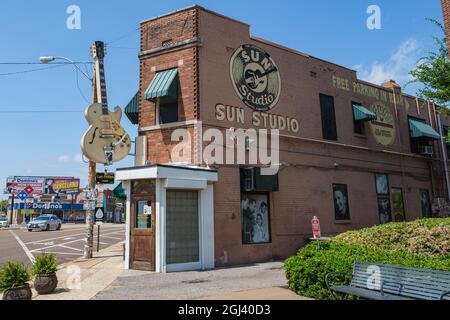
[{"x1": 0, "y1": 224, "x2": 125, "y2": 267}]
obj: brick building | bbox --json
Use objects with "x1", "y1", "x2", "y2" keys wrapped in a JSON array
[{"x1": 117, "y1": 6, "x2": 450, "y2": 272}]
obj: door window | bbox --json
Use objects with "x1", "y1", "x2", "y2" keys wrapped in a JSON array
[{"x1": 135, "y1": 200, "x2": 151, "y2": 229}]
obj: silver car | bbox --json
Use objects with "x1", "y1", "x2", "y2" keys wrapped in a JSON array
[
  {"x1": 0, "y1": 216, "x2": 9, "y2": 228},
  {"x1": 27, "y1": 214, "x2": 62, "y2": 231}
]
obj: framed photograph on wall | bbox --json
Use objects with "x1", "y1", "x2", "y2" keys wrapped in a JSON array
[
  {"x1": 419, "y1": 189, "x2": 432, "y2": 218},
  {"x1": 375, "y1": 174, "x2": 389, "y2": 195},
  {"x1": 333, "y1": 184, "x2": 350, "y2": 220},
  {"x1": 241, "y1": 193, "x2": 271, "y2": 244},
  {"x1": 377, "y1": 197, "x2": 392, "y2": 224}
]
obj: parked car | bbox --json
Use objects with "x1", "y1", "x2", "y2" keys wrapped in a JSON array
[
  {"x1": 0, "y1": 216, "x2": 9, "y2": 228},
  {"x1": 27, "y1": 215, "x2": 62, "y2": 232}
]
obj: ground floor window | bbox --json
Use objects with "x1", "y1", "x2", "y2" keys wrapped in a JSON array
[
  {"x1": 241, "y1": 193, "x2": 271, "y2": 244},
  {"x1": 333, "y1": 184, "x2": 350, "y2": 220},
  {"x1": 420, "y1": 189, "x2": 432, "y2": 217}
]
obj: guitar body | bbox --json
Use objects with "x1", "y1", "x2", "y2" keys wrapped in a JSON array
[{"x1": 81, "y1": 103, "x2": 131, "y2": 164}]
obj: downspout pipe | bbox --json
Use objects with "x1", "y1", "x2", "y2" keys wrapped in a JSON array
[{"x1": 435, "y1": 109, "x2": 450, "y2": 201}]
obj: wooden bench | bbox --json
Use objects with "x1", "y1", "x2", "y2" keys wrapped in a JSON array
[{"x1": 325, "y1": 261, "x2": 450, "y2": 300}]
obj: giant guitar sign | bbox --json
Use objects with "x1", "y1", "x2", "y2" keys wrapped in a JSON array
[{"x1": 81, "y1": 41, "x2": 131, "y2": 165}]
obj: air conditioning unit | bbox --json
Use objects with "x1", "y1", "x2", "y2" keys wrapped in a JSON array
[{"x1": 419, "y1": 145, "x2": 433, "y2": 156}]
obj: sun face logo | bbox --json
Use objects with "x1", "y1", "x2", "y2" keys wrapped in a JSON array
[
  {"x1": 369, "y1": 102, "x2": 396, "y2": 146},
  {"x1": 230, "y1": 44, "x2": 281, "y2": 112}
]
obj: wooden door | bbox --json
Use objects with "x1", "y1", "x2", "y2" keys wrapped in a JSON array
[{"x1": 130, "y1": 180, "x2": 156, "y2": 271}]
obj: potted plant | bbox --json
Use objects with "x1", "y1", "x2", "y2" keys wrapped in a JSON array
[
  {"x1": 0, "y1": 262, "x2": 32, "y2": 300},
  {"x1": 32, "y1": 253, "x2": 58, "y2": 295}
]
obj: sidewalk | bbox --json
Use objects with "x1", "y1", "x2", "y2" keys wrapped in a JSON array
[{"x1": 33, "y1": 242, "x2": 124, "y2": 300}]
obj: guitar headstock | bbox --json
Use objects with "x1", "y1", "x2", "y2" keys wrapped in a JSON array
[{"x1": 90, "y1": 41, "x2": 107, "y2": 60}]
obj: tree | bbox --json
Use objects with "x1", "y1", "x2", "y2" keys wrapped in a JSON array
[
  {"x1": 408, "y1": 19, "x2": 450, "y2": 109},
  {"x1": 0, "y1": 200, "x2": 8, "y2": 215}
]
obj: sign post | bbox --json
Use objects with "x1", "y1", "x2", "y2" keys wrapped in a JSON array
[
  {"x1": 311, "y1": 216, "x2": 321, "y2": 249},
  {"x1": 95, "y1": 207, "x2": 104, "y2": 252}
]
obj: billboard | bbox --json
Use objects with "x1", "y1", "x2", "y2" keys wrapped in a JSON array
[
  {"x1": 4, "y1": 177, "x2": 80, "y2": 195},
  {"x1": 7, "y1": 176, "x2": 45, "y2": 195},
  {"x1": 44, "y1": 178, "x2": 80, "y2": 195}
]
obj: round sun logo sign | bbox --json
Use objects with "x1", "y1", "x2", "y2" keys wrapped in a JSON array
[
  {"x1": 230, "y1": 44, "x2": 281, "y2": 111},
  {"x1": 369, "y1": 101, "x2": 396, "y2": 146}
]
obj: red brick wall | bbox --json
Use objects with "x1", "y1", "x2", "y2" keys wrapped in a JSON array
[
  {"x1": 138, "y1": 7, "x2": 200, "y2": 164},
  {"x1": 443, "y1": 0, "x2": 450, "y2": 57}
]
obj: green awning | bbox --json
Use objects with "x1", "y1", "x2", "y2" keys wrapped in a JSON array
[
  {"x1": 409, "y1": 119, "x2": 441, "y2": 140},
  {"x1": 353, "y1": 104, "x2": 377, "y2": 121},
  {"x1": 144, "y1": 68, "x2": 178, "y2": 101},
  {"x1": 113, "y1": 183, "x2": 126, "y2": 199},
  {"x1": 125, "y1": 91, "x2": 139, "y2": 124}
]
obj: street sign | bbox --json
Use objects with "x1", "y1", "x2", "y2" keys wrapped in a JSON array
[
  {"x1": 96, "y1": 172, "x2": 115, "y2": 184},
  {"x1": 311, "y1": 216, "x2": 321, "y2": 239},
  {"x1": 17, "y1": 190, "x2": 28, "y2": 201},
  {"x1": 95, "y1": 207, "x2": 104, "y2": 225}
]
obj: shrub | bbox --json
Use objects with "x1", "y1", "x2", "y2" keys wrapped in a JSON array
[
  {"x1": 0, "y1": 262, "x2": 31, "y2": 292},
  {"x1": 284, "y1": 218, "x2": 450, "y2": 300},
  {"x1": 32, "y1": 253, "x2": 58, "y2": 276}
]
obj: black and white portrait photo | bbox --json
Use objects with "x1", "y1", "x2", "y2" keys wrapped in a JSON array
[
  {"x1": 241, "y1": 194, "x2": 270, "y2": 244},
  {"x1": 420, "y1": 189, "x2": 432, "y2": 218},
  {"x1": 377, "y1": 197, "x2": 392, "y2": 224},
  {"x1": 333, "y1": 184, "x2": 350, "y2": 220},
  {"x1": 375, "y1": 174, "x2": 389, "y2": 195}
]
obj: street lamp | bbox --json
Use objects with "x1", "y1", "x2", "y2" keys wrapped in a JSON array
[
  {"x1": 39, "y1": 53, "x2": 96, "y2": 259},
  {"x1": 39, "y1": 56, "x2": 92, "y2": 81}
]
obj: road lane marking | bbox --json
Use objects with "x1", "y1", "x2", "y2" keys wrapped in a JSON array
[
  {"x1": 28, "y1": 230, "x2": 123, "y2": 252},
  {"x1": 23, "y1": 226, "x2": 124, "y2": 244},
  {"x1": 41, "y1": 252, "x2": 83, "y2": 256},
  {"x1": 9, "y1": 230, "x2": 35, "y2": 263},
  {"x1": 57, "y1": 244, "x2": 83, "y2": 252},
  {"x1": 99, "y1": 235, "x2": 122, "y2": 240}
]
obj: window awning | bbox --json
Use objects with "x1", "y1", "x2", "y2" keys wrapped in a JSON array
[
  {"x1": 409, "y1": 119, "x2": 441, "y2": 140},
  {"x1": 144, "y1": 68, "x2": 178, "y2": 101},
  {"x1": 113, "y1": 183, "x2": 126, "y2": 199},
  {"x1": 125, "y1": 91, "x2": 139, "y2": 125},
  {"x1": 353, "y1": 104, "x2": 377, "y2": 121}
]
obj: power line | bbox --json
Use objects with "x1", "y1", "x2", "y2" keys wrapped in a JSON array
[
  {"x1": 0, "y1": 62, "x2": 93, "y2": 65},
  {"x1": 106, "y1": 26, "x2": 140, "y2": 45},
  {"x1": 0, "y1": 110, "x2": 83, "y2": 113},
  {"x1": 0, "y1": 64, "x2": 68, "y2": 76}
]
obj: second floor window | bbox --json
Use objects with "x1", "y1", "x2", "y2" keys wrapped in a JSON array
[
  {"x1": 319, "y1": 93, "x2": 337, "y2": 141},
  {"x1": 158, "y1": 96, "x2": 179, "y2": 124}
]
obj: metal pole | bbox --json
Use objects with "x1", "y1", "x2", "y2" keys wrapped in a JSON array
[
  {"x1": 84, "y1": 161, "x2": 96, "y2": 258},
  {"x1": 9, "y1": 191, "x2": 14, "y2": 226},
  {"x1": 97, "y1": 224, "x2": 100, "y2": 252}
]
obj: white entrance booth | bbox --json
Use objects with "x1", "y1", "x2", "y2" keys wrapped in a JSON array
[{"x1": 116, "y1": 164, "x2": 218, "y2": 272}]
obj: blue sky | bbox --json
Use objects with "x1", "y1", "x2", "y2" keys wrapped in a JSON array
[{"x1": 0, "y1": 0, "x2": 445, "y2": 200}]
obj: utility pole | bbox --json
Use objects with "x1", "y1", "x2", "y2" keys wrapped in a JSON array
[{"x1": 83, "y1": 43, "x2": 99, "y2": 259}]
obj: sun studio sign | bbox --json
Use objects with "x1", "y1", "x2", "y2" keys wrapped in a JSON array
[{"x1": 230, "y1": 44, "x2": 281, "y2": 112}]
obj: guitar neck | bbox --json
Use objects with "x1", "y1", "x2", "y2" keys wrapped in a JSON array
[{"x1": 94, "y1": 55, "x2": 108, "y2": 115}]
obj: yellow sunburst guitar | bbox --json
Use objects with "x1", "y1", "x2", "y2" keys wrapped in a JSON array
[{"x1": 81, "y1": 41, "x2": 131, "y2": 165}]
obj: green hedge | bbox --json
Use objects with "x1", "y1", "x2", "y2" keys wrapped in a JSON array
[{"x1": 284, "y1": 218, "x2": 450, "y2": 300}]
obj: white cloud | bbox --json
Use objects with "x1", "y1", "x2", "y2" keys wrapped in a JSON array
[
  {"x1": 353, "y1": 39, "x2": 421, "y2": 86},
  {"x1": 57, "y1": 154, "x2": 71, "y2": 162},
  {"x1": 74, "y1": 154, "x2": 84, "y2": 163}
]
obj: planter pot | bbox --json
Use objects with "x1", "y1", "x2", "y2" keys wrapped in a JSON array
[
  {"x1": 3, "y1": 283, "x2": 32, "y2": 300},
  {"x1": 34, "y1": 273, "x2": 58, "y2": 295}
]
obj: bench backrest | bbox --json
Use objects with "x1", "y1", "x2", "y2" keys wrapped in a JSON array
[{"x1": 351, "y1": 261, "x2": 450, "y2": 300}]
